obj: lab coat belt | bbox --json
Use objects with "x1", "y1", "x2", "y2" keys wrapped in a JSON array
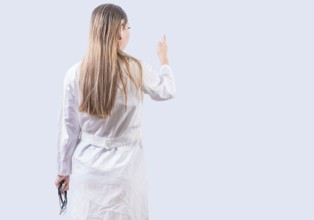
[{"x1": 79, "y1": 128, "x2": 143, "y2": 149}]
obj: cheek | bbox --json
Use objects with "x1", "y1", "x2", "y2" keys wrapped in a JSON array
[
  {"x1": 120, "y1": 29, "x2": 129, "y2": 47},
  {"x1": 124, "y1": 31, "x2": 129, "y2": 42}
]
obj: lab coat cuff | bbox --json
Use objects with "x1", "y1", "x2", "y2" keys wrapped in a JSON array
[
  {"x1": 57, "y1": 170, "x2": 71, "y2": 176},
  {"x1": 160, "y1": 64, "x2": 174, "y2": 76},
  {"x1": 57, "y1": 162, "x2": 72, "y2": 176}
]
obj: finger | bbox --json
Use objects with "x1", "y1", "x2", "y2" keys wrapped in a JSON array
[
  {"x1": 62, "y1": 183, "x2": 68, "y2": 193},
  {"x1": 161, "y1": 34, "x2": 166, "y2": 44},
  {"x1": 157, "y1": 42, "x2": 162, "y2": 48},
  {"x1": 55, "y1": 179, "x2": 61, "y2": 188},
  {"x1": 65, "y1": 182, "x2": 70, "y2": 190}
]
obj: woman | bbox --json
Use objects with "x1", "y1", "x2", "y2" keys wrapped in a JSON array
[{"x1": 54, "y1": 3, "x2": 176, "y2": 220}]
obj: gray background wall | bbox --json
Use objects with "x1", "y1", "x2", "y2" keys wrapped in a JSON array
[{"x1": 0, "y1": 0, "x2": 313, "y2": 219}]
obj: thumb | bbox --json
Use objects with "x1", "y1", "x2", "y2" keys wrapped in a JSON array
[{"x1": 56, "y1": 176, "x2": 65, "y2": 187}]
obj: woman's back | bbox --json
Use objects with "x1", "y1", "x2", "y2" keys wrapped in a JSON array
[{"x1": 62, "y1": 59, "x2": 175, "y2": 140}]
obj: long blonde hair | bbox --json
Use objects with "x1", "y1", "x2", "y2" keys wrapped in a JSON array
[{"x1": 78, "y1": 3, "x2": 143, "y2": 118}]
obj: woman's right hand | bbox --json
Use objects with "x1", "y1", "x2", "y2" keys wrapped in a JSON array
[{"x1": 157, "y1": 34, "x2": 169, "y2": 65}]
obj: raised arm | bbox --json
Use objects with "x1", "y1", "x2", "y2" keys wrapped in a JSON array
[
  {"x1": 141, "y1": 62, "x2": 176, "y2": 100},
  {"x1": 141, "y1": 34, "x2": 176, "y2": 100}
]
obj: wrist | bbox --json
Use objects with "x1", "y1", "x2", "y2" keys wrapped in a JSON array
[{"x1": 160, "y1": 57, "x2": 169, "y2": 65}]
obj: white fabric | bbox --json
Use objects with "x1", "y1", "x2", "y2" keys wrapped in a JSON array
[{"x1": 56, "y1": 59, "x2": 176, "y2": 220}]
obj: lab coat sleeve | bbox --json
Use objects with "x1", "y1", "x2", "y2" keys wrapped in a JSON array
[
  {"x1": 56, "y1": 70, "x2": 81, "y2": 176},
  {"x1": 141, "y1": 62, "x2": 176, "y2": 100}
]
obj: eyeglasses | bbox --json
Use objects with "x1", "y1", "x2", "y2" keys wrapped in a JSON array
[
  {"x1": 121, "y1": 19, "x2": 131, "y2": 29},
  {"x1": 58, "y1": 180, "x2": 68, "y2": 215},
  {"x1": 123, "y1": 25, "x2": 131, "y2": 30}
]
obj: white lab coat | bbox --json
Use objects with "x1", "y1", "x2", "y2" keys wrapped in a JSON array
[{"x1": 56, "y1": 59, "x2": 176, "y2": 220}]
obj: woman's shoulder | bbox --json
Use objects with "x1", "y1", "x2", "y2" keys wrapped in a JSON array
[
  {"x1": 64, "y1": 60, "x2": 83, "y2": 86},
  {"x1": 68, "y1": 60, "x2": 83, "y2": 74}
]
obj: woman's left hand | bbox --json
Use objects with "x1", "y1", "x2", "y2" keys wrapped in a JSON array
[{"x1": 55, "y1": 175, "x2": 70, "y2": 194}]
